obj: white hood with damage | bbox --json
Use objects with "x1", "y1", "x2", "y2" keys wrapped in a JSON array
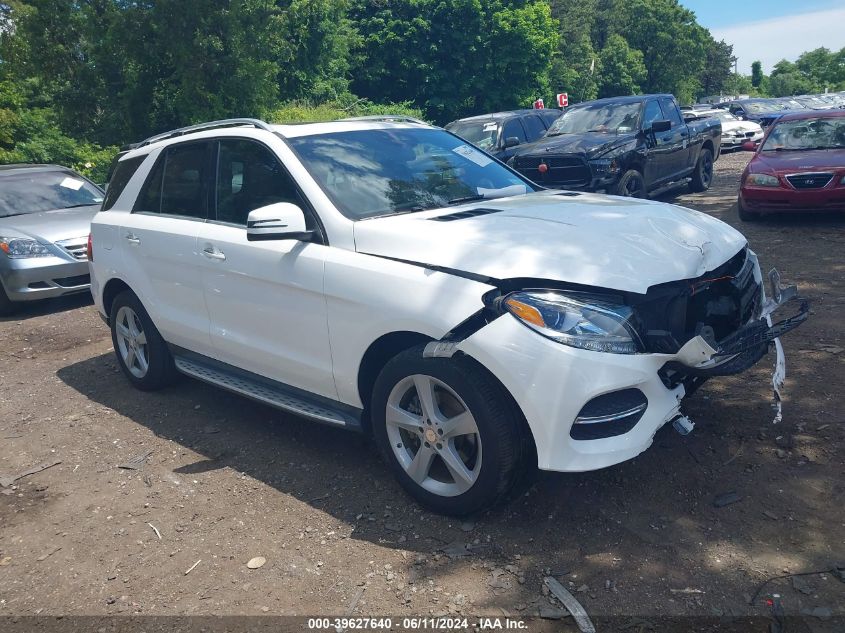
[{"x1": 353, "y1": 191, "x2": 747, "y2": 294}]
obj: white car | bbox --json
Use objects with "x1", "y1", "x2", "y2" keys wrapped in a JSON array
[
  {"x1": 695, "y1": 109, "x2": 764, "y2": 149},
  {"x1": 88, "y1": 117, "x2": 807, "y2": 515}
]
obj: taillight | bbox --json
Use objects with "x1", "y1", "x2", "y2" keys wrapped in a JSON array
[{"x1": 87, "y1": 233, "x2": 93, "y2": 261}]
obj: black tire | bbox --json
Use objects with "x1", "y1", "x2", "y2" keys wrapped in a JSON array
[
  {"x1": 0, "y1": 284, "x2": 17, "y2": 317},
  {"x1": 109, "y1": 289, "x2": 178, "y2": 391},
  {"x1": 612, "y1": 169, "x2": 646, "y2": 198},
  {"x1": 689, "y1": 148, "x2": 714, "y2": 193},
  {"x1": 371, "y1": 345, "x2": 529, "y2": 516},
  {"x1": 737, "y1": 196, "x2": 761, "y2": 222}
]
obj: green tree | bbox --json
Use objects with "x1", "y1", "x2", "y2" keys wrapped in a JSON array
[
  {"x1": 596, "y1": 34, "x2": 646, "y2": 98},
  {"x1": 698, "y1": 39, "x2": 733, "y2": 97},
  {"x1": 751, "y1": 60, "x2": 763, "y2": 88}
]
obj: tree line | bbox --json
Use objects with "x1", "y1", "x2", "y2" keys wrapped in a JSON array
[
  {"x1": 742, "y1": 49, "x2": 845, "y2": 98},
  {"x1": 0, "y1": 1, "x2": 834, "y2": 181}
]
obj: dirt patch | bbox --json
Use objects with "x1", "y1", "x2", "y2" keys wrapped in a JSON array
[{"x1": 0, "y1": 151, "x2": 843, "y2": 627}]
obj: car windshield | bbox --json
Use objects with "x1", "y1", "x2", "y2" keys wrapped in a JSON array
[
  {"x1": 742, "y1": 101, "x2": 782, "y2": 114},
  {"x1": 287, "y1": 128, "x2": 534, "y2": 219},
  {"x1": 761, "y1": 117, "x2": 845, "y2": 151},
  {"x1": 546, "y1": 102, "x2": 641, "y2": 135},
  {"x1": 447, "y1": 121, "x2": 499, "y2": 151},
  {"x1": 0, "y1": 170, "x2": 103, "y2": 218}
]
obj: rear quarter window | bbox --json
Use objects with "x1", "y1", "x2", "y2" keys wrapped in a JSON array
[{"x1": 102, "y1": 156, "x2": 146, "y2": 211}]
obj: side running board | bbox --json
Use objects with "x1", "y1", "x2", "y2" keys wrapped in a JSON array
[{"x1": 173, "y1": 355, "x2": 362, "y2": 431}]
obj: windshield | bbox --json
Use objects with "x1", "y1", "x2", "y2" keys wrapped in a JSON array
[
  {"x1": 287, "y1": 128, "x2": 534, "y2": 219},
  {"x1": 546, "y1": 102, "x2": 641, "y2": 135},
  {"x1": 742, "y1": 101, "x2": 782, "y2": 114},
  {"x1": 448, "y1": 121, "x2": 499, "y2": 151},
  {"x1": 761, "y1": 117, "x2": 845, "y2": 151},
  {"x1": 0, "y1": 170, "x2": 103, "y2": 218}
]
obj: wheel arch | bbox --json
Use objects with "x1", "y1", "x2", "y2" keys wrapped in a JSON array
[
  {"x1": 101, "y1": 277, "x2": 133, "y2": 322},
  {"x1": 357, "y1": 331, "x2": 435, "y2": 415}
]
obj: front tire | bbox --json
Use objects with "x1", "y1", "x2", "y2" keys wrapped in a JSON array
[
  {"x1": 0, "y1": 284, "x2": 17, "y2": 317},
  {"x1": 110, "y1": 290, "x2": 178, "y2": 391},
  {"x1": 689, "y1": 148, "x2": 714, "y2": 192},
  {"x1": 612, "y1": 169, "x2": 646, "y2": 198},
  {"x1": 737, "y1": 196, "x2": 761, "y2": 221},
  {"x1": 371, "y1": 346, "x2": 527, "y2": 516}
]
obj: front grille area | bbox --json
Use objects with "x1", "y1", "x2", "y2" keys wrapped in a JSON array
[
  {"x1": 570, "y1": 389, "x2": 648, "y2": 440},
  {"x1": 56, "y1": 237, "x2": 89, "y2": 261},
  {"x1": 514, "y1": 154, "x2": 591, "y2": 188},
  {"x1": 786, "y1": 173, "x2": 833, "y2": 189}
]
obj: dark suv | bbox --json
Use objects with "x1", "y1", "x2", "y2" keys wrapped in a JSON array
[{"x1": 445, "y1": 109, "x2": 562, "y2": 161}]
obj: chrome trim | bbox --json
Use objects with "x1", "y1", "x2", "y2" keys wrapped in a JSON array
[{"x1": 573, "y1": 402, "x2": 648, "y2": 425}]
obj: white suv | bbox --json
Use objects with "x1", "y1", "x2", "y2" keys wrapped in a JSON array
[{"x1": 89, "y1": 117, "x2": 807, "y2": 514}]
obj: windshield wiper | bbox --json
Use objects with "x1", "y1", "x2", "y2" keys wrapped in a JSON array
[
  {"x1": 446, "y1": 194, "x2": 486, "y2": 206},
  {"x1": 61, "y1": 203, "x2": 99, "y2": 209}
]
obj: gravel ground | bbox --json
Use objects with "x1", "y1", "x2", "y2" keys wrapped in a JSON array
[{"x1": 1, "y1": 150, "x2": 843, "y2": 630}]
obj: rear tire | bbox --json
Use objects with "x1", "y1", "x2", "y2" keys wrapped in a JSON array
[
  {"x1": 371, "y1": 345, "x2": 529, "y2": 516},
  {"x1": 737, "y1": 196, "x2": 761, "y2": 221},
  {"x1": 689, "y1": 148, "x2": 714, "y2": 192},
  {"x1": 110, "y1": 290, "x2": 178, "y2": 391},
  {"x1": 612, "y1": 170, "x2": 646, "y2": 198},
  {"x1": 0, "y1": 284, "x2": 17, "y2": 317}
]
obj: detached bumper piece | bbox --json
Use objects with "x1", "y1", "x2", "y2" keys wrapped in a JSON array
[{"x1": 570, "y1": 388, "x2": 648, "y2": 440}]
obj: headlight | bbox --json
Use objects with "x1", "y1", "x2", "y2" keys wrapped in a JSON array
[
  {"x1": 0, "y1": 237, "x2": 52, "y2": 258},
  {"x1": 503, "y1": 291, "x2": 641, "y2": 354},
  {"x1": 588, "y1": 158, "x2": 621, "y2": 175},
  {"x1": 746, "y1": 173, "x2": 779, "y2": 187}
]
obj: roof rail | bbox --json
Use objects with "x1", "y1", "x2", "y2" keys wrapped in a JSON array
[
  {"x1": 342, "y1": 114, "x2": 428, "y2": 125},
  {"x1": 137, "y1": 118, "x2": 275, "y2": 147}
]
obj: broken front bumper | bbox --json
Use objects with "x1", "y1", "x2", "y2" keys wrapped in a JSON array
[{"x1": 456, "y1": 266, "x2": 806, "y2": 473}]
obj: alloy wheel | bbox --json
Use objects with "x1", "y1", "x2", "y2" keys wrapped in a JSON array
[
  {"x1": 115, "y1": 306, "x2": 149, "y2": 378},
  {"x1": 385, "y1": 374, "x2": 482, "y2": 497}
]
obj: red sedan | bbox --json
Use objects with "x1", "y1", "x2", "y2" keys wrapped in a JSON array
[{"x1": 738, "y1": 110, "x2": 845, "y2": 220}]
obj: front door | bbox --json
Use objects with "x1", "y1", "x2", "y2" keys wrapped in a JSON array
[{"x1": 195, "y1": 138, "x2": 336, "y2": 399}]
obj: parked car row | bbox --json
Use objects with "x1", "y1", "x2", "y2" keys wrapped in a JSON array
[
  {"x1": 682, "y1": 109, "x2": 764, "y2": 151},
  {"x1": 448, "y1": 94, "x2": 721, "y2": 199},
  {"x1": 709, "y1": 93, "x2": 845, "y2": 129}
]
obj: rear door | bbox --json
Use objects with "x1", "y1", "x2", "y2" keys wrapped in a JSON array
[
  {"x1": 194, "y1": 137, "x2": 336, "y2": 399},
  {"x1": 118, "y1": 141, "x2": 214, "y2": 355}
]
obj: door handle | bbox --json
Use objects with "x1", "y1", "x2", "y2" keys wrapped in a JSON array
[
  {"x1": 202, "y1": 245, "x2": 226, "y2": 261},
  {"x1": 125, "y1": 233, "x2": 140, "y2": 245}
]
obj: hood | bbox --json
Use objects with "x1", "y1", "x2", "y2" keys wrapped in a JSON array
[
  {"x1": 722, "y1": 120, "x2": 762, "y2": 134},
  {"x1": 752, "y1": 148, "x2": 845, "y2": 173},
  {"x1": 0, "y1": 206, "x2": 99, "y2": 243},
  {"x1": 514, "y1": 131, "x2": 636, "y2": 159},
  {"x1": 353, "y1": 191, "x2": 747, "y2": 294}
]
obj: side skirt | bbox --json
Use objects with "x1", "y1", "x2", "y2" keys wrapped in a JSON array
[{"x1": 169, "y1": 346, "x2": 364, "y2": 432}]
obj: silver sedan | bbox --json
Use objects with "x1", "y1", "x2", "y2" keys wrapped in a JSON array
[{"x1": 0, "y1": 164, "x2": 104, "y2": 315}]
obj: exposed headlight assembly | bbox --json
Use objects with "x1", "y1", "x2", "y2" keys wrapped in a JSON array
[
  {"x1": 503, "y1": 291, "x2": 642, "y2": 354},
  {"x1": 746, "y1": 173, "x2": 779, "y2": 187},
  {"x1": 588, "y1": 158, "x2": 621, "y2": 175},
  {"x1": 0, "y1": 237, "x2": 52, "y2": 258}
]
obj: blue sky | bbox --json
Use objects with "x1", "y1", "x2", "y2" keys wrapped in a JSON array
[{"x1": 680, "y1": 0, "x2": 845, "y2": 74}]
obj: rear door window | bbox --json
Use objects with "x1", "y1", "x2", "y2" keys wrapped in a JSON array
[{"x1": 134, "y1": 142, "x2": 211, "y2": 220}]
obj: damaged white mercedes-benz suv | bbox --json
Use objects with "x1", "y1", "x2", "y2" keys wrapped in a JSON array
[{"x1": 89, "y1": 117, "x2": 808, "y2": 515}]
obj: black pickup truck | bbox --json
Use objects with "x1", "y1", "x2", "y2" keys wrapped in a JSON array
[{"x1": 508, "y1": 94, "x2": 722, "y2": 197}]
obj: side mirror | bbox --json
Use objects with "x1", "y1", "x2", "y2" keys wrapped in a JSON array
[
  {"x1": 246, "y1": 203, "x2": 313, "y2": 242},
  {"x1": 741, "y1": 141, "x2": 757, "y2": 152},
  {"x1": 650, "y1": 120, "x2": 672, "y2": 133},
  {"x1": 503, "y1": 136, "x2": 521, "y2": 149}
]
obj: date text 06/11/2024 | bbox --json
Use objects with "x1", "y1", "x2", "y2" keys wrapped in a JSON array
[{"x1": 306, "y1": 617, "x2": 528, "y2": 630}]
